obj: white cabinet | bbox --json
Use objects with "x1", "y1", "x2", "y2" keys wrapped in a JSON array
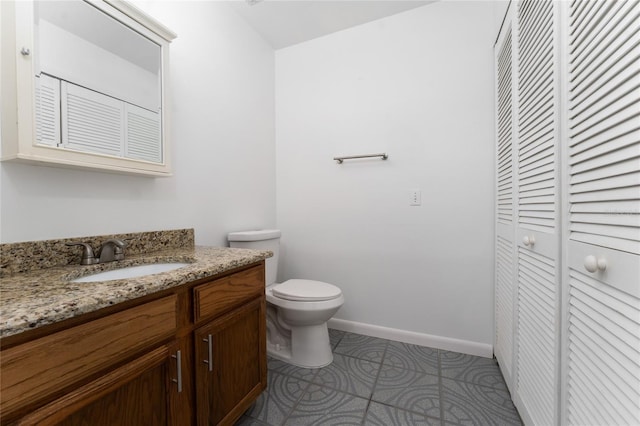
[
  {"x1": 494, "y1": 1, "x2": 640, "y2": 424},
  {"x1": 0, "y1": 0, "x2": 176, "y2": 176}
]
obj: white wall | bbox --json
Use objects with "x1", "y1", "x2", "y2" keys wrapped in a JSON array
[
  {"x1": 276, "y1": 1, "x2": 496, "y2": 348},
  {"x1": 0, "y1": 1, "x2": 275, "y2": 245}
]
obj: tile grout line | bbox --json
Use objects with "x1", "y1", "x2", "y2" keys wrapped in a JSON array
[
  {"x1": 368, "y1": 342, "x2": 446, "y2": 424},
  {"x1": 362, "y1": 339, "x2": 390, "y2": 425},
  {"x1": 360, "y1": 399, "x2": 373, "y2": 426},
  {"x1": 278, "y1": 369, "x2": 318, "y2": 426},
  {"x1": 330, "y1": 330, "x2": 345, "y2": 350},
  {"x1": 337, "y1": 337, "x2": 446, "y2": 423},
  {"x1": 438, "y1": 349, "x2": 445, "y2": 426}
]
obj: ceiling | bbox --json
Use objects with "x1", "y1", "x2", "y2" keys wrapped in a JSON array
[{"x1": 227, "y1": 0, "x2": 434, "y2": 49}]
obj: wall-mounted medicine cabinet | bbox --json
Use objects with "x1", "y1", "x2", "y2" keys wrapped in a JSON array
[{"x1": 1, "y1": 0, "x2": 176, "y2": 176}]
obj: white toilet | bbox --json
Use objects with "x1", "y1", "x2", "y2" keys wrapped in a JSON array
[{"x1": 228, "y1": 229, "x2": 344, "y2": 368}]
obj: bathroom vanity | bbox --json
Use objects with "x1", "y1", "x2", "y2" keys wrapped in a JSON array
[{"x1": 0, "y1": 230, "x2": 270, "y2": 425}]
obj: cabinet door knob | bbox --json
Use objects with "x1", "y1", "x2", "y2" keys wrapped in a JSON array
[
  {"x1": 20, "y1": 47, "x2": 30, "y2": 56},
  {"x1": 584, "y1": 255, "x2": 607, "y2": 273},
  {"x1": 523, "y1": 235, "x2": 535, "y2": 246}
]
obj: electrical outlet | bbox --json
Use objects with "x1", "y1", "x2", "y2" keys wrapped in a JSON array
[{"x1": 409, "y1": 189, "x2": 421, "y2": 206}]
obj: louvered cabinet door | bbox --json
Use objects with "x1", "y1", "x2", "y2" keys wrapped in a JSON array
[
  {"x1": 61, "y1": 81, "x2": 125, "y2": 157},
  {"x1": 494, "y1": 10, "x2": 517, "y2": 392},
  {"x1": 514, "y1": 0, "x2": 561, "y2": 424},
  {"x1": 563, "y1": 0, "x2": 640, "y2": 424},
  {"x1": 124, "y1": 104, "x2": 162, "y2": 163},
  {"x1": 35, "y1": 74, "x2": 60, "y2": 147}
]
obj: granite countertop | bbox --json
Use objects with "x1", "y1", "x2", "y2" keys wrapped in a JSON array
[{"x1": 0, "y1": 246, "x2": 272, "y2": 339}]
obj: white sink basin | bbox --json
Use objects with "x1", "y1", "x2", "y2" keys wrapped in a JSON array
[{"x1": 71, "y1": 263, "x2": 191, "y2": 283}]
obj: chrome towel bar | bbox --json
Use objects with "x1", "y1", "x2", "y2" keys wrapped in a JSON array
[{"x1": 334, "y1": 153, "x2": 388, "y2": 164}]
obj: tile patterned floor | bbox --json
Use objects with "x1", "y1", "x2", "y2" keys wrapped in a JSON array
[{"x1": 236, "y1": 330, "x2": 522, "y2": 426}]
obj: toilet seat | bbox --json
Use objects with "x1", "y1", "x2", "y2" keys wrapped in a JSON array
[{"x1": 272, "y1": 279, "x2": 342, "y2": 302}]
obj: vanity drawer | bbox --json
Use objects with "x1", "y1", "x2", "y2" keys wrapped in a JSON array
[
  {"x1": 193, "y1": 264, "x2": 264, "y2": 323},
  {"x1": 0, "y1": 295, "x2": 177, "y2": 417}
]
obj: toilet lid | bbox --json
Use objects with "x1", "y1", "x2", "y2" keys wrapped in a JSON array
[{"x1": 272, "y1": 279, "x2": 342, "y2": 302}]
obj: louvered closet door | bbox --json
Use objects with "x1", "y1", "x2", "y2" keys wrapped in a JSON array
[
  {"x1": 494, "y1": 9, "x2": 517, "y2": 392},
  {"x1": 514, "y1": 1, "x2": 560, "y2": 425},
  {"x1": 564, "y1": 0, "x2": 640, "y2": 424}
]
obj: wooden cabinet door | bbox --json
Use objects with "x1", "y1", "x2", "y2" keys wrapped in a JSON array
[
  {"x1": 0, "y1": 295, "x2": 177, "y2": 421},
  {"x1": 16, "y1": 342, "x2": 182, "y2": 426},
  {"x1": 194, "y1": 296, "x2": 267, "y2": 426}
]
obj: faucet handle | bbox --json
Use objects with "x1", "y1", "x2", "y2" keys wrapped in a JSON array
[
  {"x1": 102, "y1": 238, "x2": 126, "y2": 249},
  {"x1": 118, "y1": 238, "x2": 135, "y2": 257},
  {"x1": 99, "y1": 239, "x2": 125, "y2": 261},
  {"x1": 66, "y1": 242, "x2": 98, "y2": 265},
  {"x1": 103, "y1": 238, "x2": 133, "y2": 260}
]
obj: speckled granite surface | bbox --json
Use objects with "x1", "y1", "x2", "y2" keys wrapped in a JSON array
[
  {"x1": 0, "y1": 245, "x2": 271, "y2": 339},
  {"x1": 0, "y1": 229, "x2": 195, "y2": 277}
]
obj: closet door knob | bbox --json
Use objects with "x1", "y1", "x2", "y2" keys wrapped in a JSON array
[
  {"x1": 584, "y1": 255, "x2": 607, "y2": 273},
  {"x1": 523, "y1": 235, "x2": 535, "y2": 246}
]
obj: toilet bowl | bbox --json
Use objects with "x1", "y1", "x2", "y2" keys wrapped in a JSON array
[
  {"x1": 266, "y1": 279, "x2": 344, "y2": 367},
  {"x1": 228, "y1": 230, "x2": 344, "y2": 368}
]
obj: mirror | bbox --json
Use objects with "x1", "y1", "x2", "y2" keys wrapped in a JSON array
[{"x1": 33, "y1": 0, "x2": 164, "y2": 164}]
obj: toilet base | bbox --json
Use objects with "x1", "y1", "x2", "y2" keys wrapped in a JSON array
[{"x1": 267, "y1": 323, "x2": 334, "y2": 368}]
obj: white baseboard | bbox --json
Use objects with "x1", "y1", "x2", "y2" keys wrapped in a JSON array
[{"x1": 328, "y1": 318, "x2": 494, "y2": 358}]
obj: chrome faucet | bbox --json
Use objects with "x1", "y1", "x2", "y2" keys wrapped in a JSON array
[
  {"x1": 67, "y1": 238, "x2": 131, "y2": 265},
  {"x1": 97, "y1": 239, "x2": 127, "y2": 263}
]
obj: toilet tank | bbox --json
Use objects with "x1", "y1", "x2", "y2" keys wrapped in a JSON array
[{"x1": 227, "y1": 229, "x2": 280, "y2": 285}]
